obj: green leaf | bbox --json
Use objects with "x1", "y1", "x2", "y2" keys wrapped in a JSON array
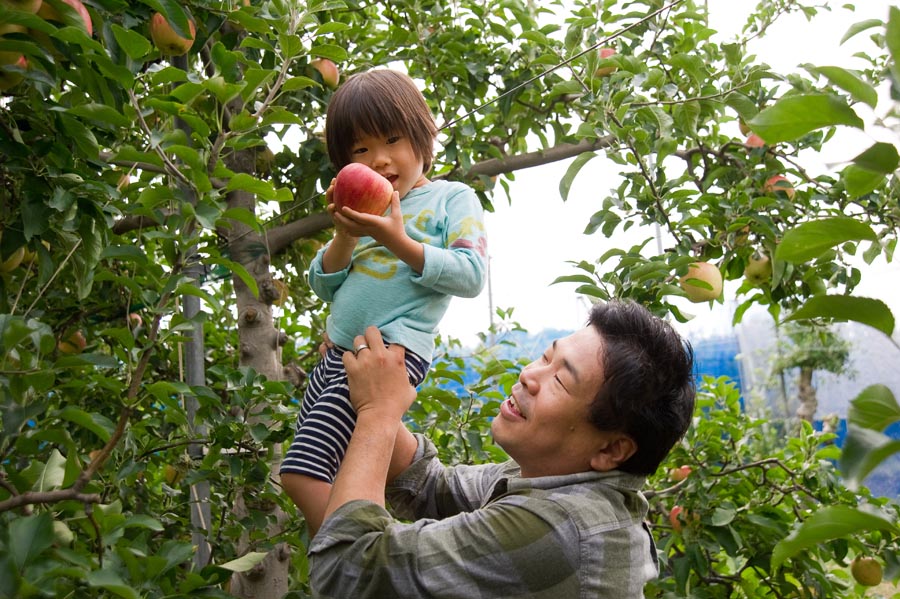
[
  {"x1": 33, "y1": 448, "x2": 66, "y2": 492},
  {"x1": 851, "y1": 142, "x2": 900, "y2": 174},
  {"x1": 218, "y1": 551, "x2": 268, "y2": 572},
  {"x1": 772, "y1": 505, "x2": 898, "y2": 569},
  {"x1": 559, "y1": 152, "x2": 596, "y2": 202},
  {"x1": 807, "y1": 65, "x2": 878, "y2": 108},
  {"x1": 775, "y1": 217, "x2": 876, "y2": 263},
  {"x1": 66, "y1": 104, "x2": 131, "y2": 129},
  {"x1": 748, "y1": 94, "x2": 864, "y2": 144},
  {"x1": 57, "y1": 406, "x2": 115, "y2": 442},
  {"x1": 843, "y1": 164, "x2": 885, "y2": 198},
  {"x1": 840, "y1": 424, "x2": 900, "y2": 490},
  {"x1": 8, "y1": 513, "x2": 54, "y2": 569},
  {"x1": 888, "y1": 8, "x2": 900, "y2": 82},
  {"x1": 205, "y1": 76, "x2": 245, "y2": 104},
  {"x1": 309, "y1": 43, "x2": 349, "y2": 62},
  {"x1": 840, "y1": 19, "x2": 883, "y2": 45},
  {"x1": 784, "y1": 295, "x2": 894, "y2": 337},
  {"x1": 86, "y1": 569, "x2": 140, "y2": 599},
  {"x1": 111, "y1": 24, "x2": 152, "y2": 59},
  {"x1": 848, "y1": 385, "x2": 900, "y2": 432},
  {"x1": 226, "y1": 173, "x2": 278, "y2": 200}
]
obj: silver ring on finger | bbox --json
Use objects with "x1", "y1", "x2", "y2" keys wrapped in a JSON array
[{"x1": 354, "y1": 343, "x2": 369, "y2": 356}]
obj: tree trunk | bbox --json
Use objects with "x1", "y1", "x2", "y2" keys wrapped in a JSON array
[
  {"x1": 223, "y1": 161, "x2": 293, "y2": 598},
  {"x1": 795, "y1": 366, "x2": 817, "y2": 423}
]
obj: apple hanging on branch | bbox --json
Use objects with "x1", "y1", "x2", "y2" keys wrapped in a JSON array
[
  {"x1": 37, "y1": 0, "x2": 93, "y2": 37},
  {"x1": 593, "y1": 47, "x2": 617, "y2": 77},
  {"x1": 764, "y1": 174, "x2": 795, "y2": 199},
  {"x1": 2, "y1": 0, "x2": 43, "y2": 14},
  {"x1": 850, "y1": 556, "x2": 883, "y2": 587},
  {"x1": 149, "y1": 12, "x2": 196, "y2": 56},
  {"x1": 743, "y1": 251, "x2": 772, "y2": 286},
  {"x1": 310, "y1": 58, "x2": 340, "y2": 89},
  {"x1": 678, "y1": 261, "x2": 723, "y2": 303},
  {"x1": 333, "y1": 163, "x2": 393, "y2": 216}
]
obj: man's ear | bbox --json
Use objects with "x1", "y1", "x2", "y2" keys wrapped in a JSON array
[{"x1": 589, "y1": 434, "x2": 637, "y2": 472}]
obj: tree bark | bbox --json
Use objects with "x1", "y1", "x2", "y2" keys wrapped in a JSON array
[
  {"x1": 795, "y1": 366, "x2": 817, "y2": 423},
  {"x1": 222, "y1": 152, "x2": 293, "y2": 597}
]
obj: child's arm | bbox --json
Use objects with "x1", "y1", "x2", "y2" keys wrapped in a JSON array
[
  {"x1": 321, "y1": 179, "x2": 361, "y2": 274},
  {"x1": 332, "y1": 192, "x2": 425, "y2": 273}
]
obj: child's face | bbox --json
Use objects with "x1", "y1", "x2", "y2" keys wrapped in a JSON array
[{"x1": 349, "y1": 133, "x2": 428, "y2": 200}]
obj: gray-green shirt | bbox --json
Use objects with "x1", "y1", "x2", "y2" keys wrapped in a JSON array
[{"x1": 308, "y1": 435, "x2": 658, "y2": 598}]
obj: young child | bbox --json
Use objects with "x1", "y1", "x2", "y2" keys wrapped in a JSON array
[{"x1": 279, "y1": 69, "x2": 488, "y2": 534}]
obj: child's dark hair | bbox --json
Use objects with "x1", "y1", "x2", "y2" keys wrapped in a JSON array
[
  {"x1": 325, "y1": 69, "x2": 438, "y2": 173},
  {"x1": 586, "y1": 300, "x2": 696, "y2": 476}
]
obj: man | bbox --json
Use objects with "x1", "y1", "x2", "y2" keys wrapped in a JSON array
[{"x1": 302, "y1": 300, "x2": 696, "y2": 598}]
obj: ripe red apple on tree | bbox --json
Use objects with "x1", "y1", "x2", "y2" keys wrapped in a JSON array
[
  {"x1": 764, "y1": 174, "x2": 795, "y2": 199},
  {"x1": 310, "y1": 58, "x2": 340, "y2": 89},
  {"x1": 679, "y1": 261, "x2": 723, "y2": 303},
  {"x1": 594, "y1": 47, "x2": 617, "y2": 77},
  {"x1": 37, "y1": 0, "x2": 93, "y2": 36},
  {"x1": 333, "y1": 163, "x2": 393, "y2": 216},
  {"x1": 0, "y1": 0, "x2": 42, "y2": 13},
  {"x1": 149, "y1": 12, "x2": 196, "y2": 56},
  {"x1": 745, "y1": 133, "x2": 766, "y2": 148}
]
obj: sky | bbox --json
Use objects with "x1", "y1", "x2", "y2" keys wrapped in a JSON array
[{"x1": 438, "y1": 0, "x2": 900, "y2": 346}]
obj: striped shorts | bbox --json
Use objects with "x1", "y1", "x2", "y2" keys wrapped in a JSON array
[{"x1": 279, "y1": 345, "x2": 429, "y2": 482}]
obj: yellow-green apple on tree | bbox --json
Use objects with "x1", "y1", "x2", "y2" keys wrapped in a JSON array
[
  {"x1": 37, "y1": 0, "x2": 92, "y2": 36},
  {"x1": 0, "y1": 0, "x2": 42, "y2": 13},
  {"x1": 0, "y1": 245, "x2": 25, "y2": 272},
  {"x1": 594, "y1": 47, "x2": 617, "y2": 77},
  {"x1": 0, "y1": 22, "x2": 26, "y2": 65},
  {"x1": 149, "y1": 12, "x2": 195, "y2": 56},
  {"x1": 310, "y1": 58, "x2": 339, "y2": 89},
  {"x1": 333, "y1": 163, "x2": 393, "y2": 216},
  {"x1": 764, "y1": 174, "x2": 795, "y2": 199},
  {"x1": 850, "y1": 556, "x2": 883, "y2": 587},
  {"x1": 0, "y1": 54, "x2": 27, "y2": 92},
  {"x1": 679, "y1": 261, "x2": 723, "y2": 303},
  {"x1": 743, "y1": 251, "x2": 772, "y2": 286},
  {"x1": 669, "y1": 465, "x2": 691, "y2": 482}
]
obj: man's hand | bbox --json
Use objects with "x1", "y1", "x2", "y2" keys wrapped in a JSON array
[{"x1": 343, "y1": 326, "x2": 416, "y2": 422}]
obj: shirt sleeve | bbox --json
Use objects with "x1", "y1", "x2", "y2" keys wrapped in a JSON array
[
  {"x1": 385, "y1": 434, "x2": 508, "y2": 519},
  {"x1": 308, "y1": 497, "x2": 582, "y2": 599},
  {"x1": 411, "y1": 186, "x2": 487, "y2": 298},
  {"x1": 307, "y1": 244, "x2": 348, "y2": 301}
]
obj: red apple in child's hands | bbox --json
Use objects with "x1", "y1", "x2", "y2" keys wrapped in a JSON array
[{"x1": 333, "y1": 163, "x2": 393, "y2": 216}]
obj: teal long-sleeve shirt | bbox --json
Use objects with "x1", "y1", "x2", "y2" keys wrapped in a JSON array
[{"x1": 308, "y1": 180, "x2": 487, "y2": 360}]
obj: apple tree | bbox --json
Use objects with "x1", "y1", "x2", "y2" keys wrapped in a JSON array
[{"x1": 1, "y1": 0, "x2": 899, "y2": 597}]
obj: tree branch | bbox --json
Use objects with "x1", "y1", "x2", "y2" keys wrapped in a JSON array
[{"x1": 461, "y1": 136, "x2": 617, "y2": 177}]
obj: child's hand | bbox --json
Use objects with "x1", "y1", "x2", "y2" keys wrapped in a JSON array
[{"x1": 332, "y1": 191, "x2": 404, "y2": 245}]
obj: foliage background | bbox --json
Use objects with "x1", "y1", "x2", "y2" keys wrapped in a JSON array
[{"x1": 1, "y1": 0, "x2": 899, "y2": 597}]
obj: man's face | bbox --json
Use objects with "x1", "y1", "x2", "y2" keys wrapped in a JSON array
[{"x1": 491, "y1": 326, "x2": 621, "y2": 478}]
